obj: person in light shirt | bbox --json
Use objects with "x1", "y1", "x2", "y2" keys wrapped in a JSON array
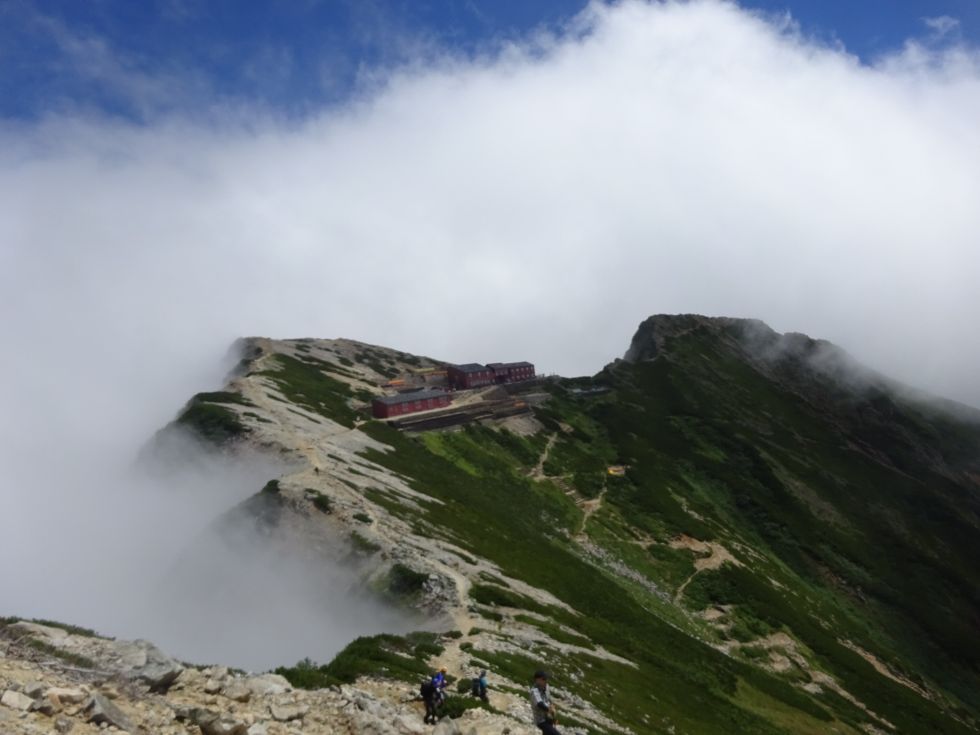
[{"x1": 528, "y1": 670, "x2": 561, "y2": 735}]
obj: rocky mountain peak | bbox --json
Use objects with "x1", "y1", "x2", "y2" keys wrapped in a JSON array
[{"x1": 622, "y1": 314, "x2": 776, "y2": 363}]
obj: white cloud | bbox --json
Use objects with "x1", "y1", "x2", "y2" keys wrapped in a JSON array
[
  {"x1": 3, "y1": 0, "x2": 979, "y2": 419},
  {"x1": 2, "y1": 0, "x2": 980, "y2": 657},
  {"x1": 923, "y1": 15, "x2": 960, "y2": 38}
]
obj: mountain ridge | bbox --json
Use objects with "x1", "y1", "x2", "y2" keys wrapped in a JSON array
[{"x1": 4, "y1": 315, "x2": 978, "y2": 735}]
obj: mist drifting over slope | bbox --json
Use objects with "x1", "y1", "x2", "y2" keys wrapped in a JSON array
[
  {"x1": 2, "y1": 0, "x2": 979, "y2": 666},
  {"x1": 1, "y1": 373, "x2": 415, "y2": 671}
]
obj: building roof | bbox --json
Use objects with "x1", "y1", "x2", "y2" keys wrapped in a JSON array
[
  {"x1": 372, "y1": 389, "x2": 449, "y2": 406},
  {"x1": 488, "y1": 361, "x2": 534, "y2": 370},
  {"x1": 451, "y1": 363, "x2": 489, "y2": 373}
]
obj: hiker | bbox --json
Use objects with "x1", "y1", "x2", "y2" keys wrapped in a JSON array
[
  {"x1": 431, "y1": 666, "x2": 449, "y2": 707},
  {"x1": 420, "y1": 678, "x2": 438, "y2": 724},
  {"x1": 529, "y1": 670, "x2": 561, "y2": 735},
  {"x1": 470, "y1": 669, "x2": 489, "y2": 701},
  {"x1": 476, "y1": 669, "x2": 489, "y2": 702}
]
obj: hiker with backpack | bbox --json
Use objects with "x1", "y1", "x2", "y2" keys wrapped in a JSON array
[
  {"x1": 471, "y1": 669, "x2": 488, "y2": 702},
  {"x1": 420, "y1": 678, "x2": 439, "y2": 724},
  {"x1": 470, "y1": 669, "x2": 487, "y2": 702},
  {"x1": 421, "y1": 666, "x2": 449, "y2": 724},
  {"x1": 433, "y1": 667, "x2": 449, "y2": 707},
  {"x1": 529, "y1": 669, "x2": 562, "y2": 734}
]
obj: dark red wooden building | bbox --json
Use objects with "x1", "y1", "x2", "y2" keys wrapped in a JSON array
[
  {"x1": 447, "y1": 363, "x2": 495, "y2": 389},
  {"x1": 372, "y1": 390, "x2": 451, "y2": 419},
  {"x1": 487, "y1": 361, "x2": 536, "y2": 383}
]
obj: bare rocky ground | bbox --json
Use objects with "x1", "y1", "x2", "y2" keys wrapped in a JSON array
[{"x1": 0, "y1": 621, "x2": 539, "y2": 735}]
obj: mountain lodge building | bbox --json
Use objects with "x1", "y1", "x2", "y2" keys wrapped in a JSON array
[{"x1": 371, "y1": 390, "x2": 451, "y2": 418}]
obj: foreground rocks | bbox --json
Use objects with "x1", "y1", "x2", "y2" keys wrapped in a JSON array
[{"x1": 0, "y1": 622, "x2": 548, "y2": 735}]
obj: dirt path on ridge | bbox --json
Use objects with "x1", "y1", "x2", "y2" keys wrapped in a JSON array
[
  {"x1": 528, "y1": 433, "x2": 558, "y2": 480},
  {"x1": 574, "y1": 484, "x2": 607, "y2": 540},
  {"x1": 672, "y1": 535, "x2": 741, "y2": 603}
]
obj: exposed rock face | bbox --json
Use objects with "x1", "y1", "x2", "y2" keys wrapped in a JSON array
[{"x1": 8, "y1": 622, "x2": 184, "y2": 692}]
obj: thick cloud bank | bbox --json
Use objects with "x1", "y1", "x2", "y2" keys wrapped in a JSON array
[
  {"x1": 3, "y1": 1, "x2": 979, "y2": 398},
  {"x1": 1, "y1": 0, "x2": 979, "y2": 665}
]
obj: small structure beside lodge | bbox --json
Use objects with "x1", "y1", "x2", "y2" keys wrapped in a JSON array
[
  {"x1": 372, "y1": 389, "x2": 451, "y2": 419},
  {"x1": 448, "y1": 361, "x2": 536, "y2": 389}
]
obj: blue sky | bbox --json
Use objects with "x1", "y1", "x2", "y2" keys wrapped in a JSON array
[{"x1": 2, "y1": 0, "x2": 977, "y2": 120}]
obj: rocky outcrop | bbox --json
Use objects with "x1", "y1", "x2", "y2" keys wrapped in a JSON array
[{"x1": 7, "y1": 622, "x2": 184, "y2": 692}]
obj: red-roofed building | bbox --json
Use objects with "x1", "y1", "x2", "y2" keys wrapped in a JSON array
[
  {"x1": 447, "y1": 363, "x2": 494, "y2": 389},
  {"x1": 487, "y1": 361, "x2": 535, "y2": 384},
  {"x1": 372, "y1": 390, "x2": 451, "y2": 418}
]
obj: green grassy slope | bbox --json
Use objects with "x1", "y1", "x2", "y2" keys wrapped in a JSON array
[{"x1": 269, "y1": 319, "x2": 979, "y2": 734}]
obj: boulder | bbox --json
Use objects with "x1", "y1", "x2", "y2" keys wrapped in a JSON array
[
  {"x1": 222, "y1": 680, "x2": 252, "y2": 702},
  {"x1": 54, "y1": 716, "x2": 74, "y2": 733},
  {"x1": 246, "y1": 724, "x2": 268, "y2": 735},
  {"x1": 46, "y1": 687, "x2": 88, "y2": 704},
  {"x1": 270, "y1": 701, "x2": 309, "y2": 722},
  {"x1": 203, "y1": 716, "x2": 249, "y2": 735},
  {"x1": 355, "y1": 694, "x2": 382, "y2": 716},
  {"x1": 1, "y1": 689, "x2": 34, "y2": 711},
  {"x1": 173, "y1": 666, "x2": 204, "y2": 690},
  {"x1": 99, "y1": 683, "x2": 122, "y2": 700},
  {"x1": 393, "y1": 713, "x2": 428, "y2": 734},
  {"x1": 189, "y1": 707, "x2": 249, "y2": 735},
  {"x1": 246, "y1": 674, "x2": 291, "y2": 697},
  {"x1": 350, "y1": 711, "x2": 391, "y2": 735},
  {"x1": 433, "y1": 720, "x2": 462, "y2": 735},
  {"x1": 22, "y1": 681, "x2": 45, "y2": 699},
  {"x1": 84, "y1": 692, "x2": 136, "y2": 732},
  {"x1": 111, "y1": 639, "x2": 184, "y2": 691},
  {"x1": 30, "y1": 697, "x2": 60, "y2": 716}
]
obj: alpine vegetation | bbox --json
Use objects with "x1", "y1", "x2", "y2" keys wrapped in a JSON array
[{"x1": 5, "y1": 317, "x2": 974, "y2": 734}]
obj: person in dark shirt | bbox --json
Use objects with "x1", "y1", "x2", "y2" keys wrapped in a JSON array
[{"x1": 420, "y1": 679, "x2": 438, "y2": 724}]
